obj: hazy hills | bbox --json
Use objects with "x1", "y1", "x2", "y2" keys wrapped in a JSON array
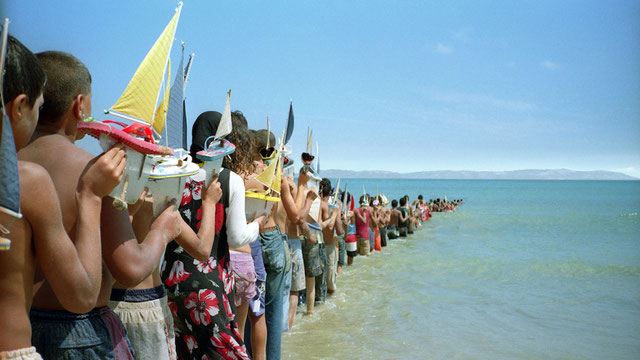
[{"x1": 319, "y1": 169, "x2": 638, "y2": 180}]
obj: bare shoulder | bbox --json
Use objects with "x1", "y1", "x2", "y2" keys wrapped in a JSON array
[
  {"x1": 18, "y1": 161, "x2": 58, "y2": 209},
  {"x1": 18, "y1": 160, "x2": 51, "y2": 186}
]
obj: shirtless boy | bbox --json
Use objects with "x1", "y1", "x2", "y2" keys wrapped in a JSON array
[
  {"x1": 19, "y1": 51, "x2": 181, "y2": 359},
  {"x1": 0, "y1": 36, "x2": 125, "y2": 360}
]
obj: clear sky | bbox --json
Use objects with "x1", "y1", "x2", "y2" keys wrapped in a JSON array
[{"x1": 4, "y1": 1, "x2": 640, "y2": 177}]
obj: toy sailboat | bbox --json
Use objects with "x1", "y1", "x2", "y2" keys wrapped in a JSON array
[
  {"x1": 328, "y1": 178, "x2": 340, "y2": 209},
  {"x1": 0, "y1": 18, "x2": 19, "y2": 250},
  {"x1": 78, "y1": 3, "x2": 183, "y2": 210},
  {"x1": 146, "y1": 45, "x2": 200, "y2": 216},
  {"x1": 282, "y1": 101, "x2": 296, "y2": 178},
  {"x1": 196, "y1": 90, "x2": 236, "y2": 187},
  {"x1": 245, "y1": 148, "x2": 281, "y2": 220}
]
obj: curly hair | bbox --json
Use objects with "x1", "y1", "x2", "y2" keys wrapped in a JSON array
[{"x1": 223, "y1": 111, "x2": 256, "y2": 176}]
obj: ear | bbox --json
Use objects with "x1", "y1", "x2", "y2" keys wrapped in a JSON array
[
  {"x1": 6, "y1": 94, "x2": 29, "y2": 125},
  {"x1": 71, "y1": 93, "x2": 84, "y2": 120}
]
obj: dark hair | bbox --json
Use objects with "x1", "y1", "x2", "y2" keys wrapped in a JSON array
[
  {"x1": 399, "y1": 197, "x2": 407, "y2": 206},
  {"x1": 190, "y1": 110, "x2": 255, "y2": 175},
  {"x1": 418, "y1": 195, "x2": 423, "y2": 200},
  {"x1": 2, "y1": 35, "x2": 46, "y2": 108},
  {"x1": 35, "y1": 51, "x2": 91, "y2": 123},
  {"x1": 392, "y1": 199, "x2": 398, "y2": 207},
  {"x1": 225, "y1": 111, "x2": 256, "y2": 175},
  {"x1": 254, "y1": 129, "x2": 276, "y2": 151},
  {"x1": 232, "y1": 110, "x2": 248, "y2": 128},
  {"x1": 319, "y1": 178, "x2": 332, "y2": 197}
]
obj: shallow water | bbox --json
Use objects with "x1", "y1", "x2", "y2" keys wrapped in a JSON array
[{"x1": 281, "y1": 180, "x2": 640, "y2": 359}]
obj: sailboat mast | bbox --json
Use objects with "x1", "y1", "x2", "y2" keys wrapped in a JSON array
[
  {"x1": 150, "y1": 2, "x2": 183, "y2": 133},
  {"x1": 183, "y1": 52, "x2": 194, "y2": 92}
]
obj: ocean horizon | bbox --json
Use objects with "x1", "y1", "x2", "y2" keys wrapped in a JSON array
[{"x1": 282, "y1": 179, "x2": 640, "y2": 359}]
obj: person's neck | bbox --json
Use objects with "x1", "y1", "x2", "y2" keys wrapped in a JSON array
[{"x1": 32, "y1": 120, "x2": 77, "y2": 144}]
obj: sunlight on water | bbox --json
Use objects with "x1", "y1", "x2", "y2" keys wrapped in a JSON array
[{"x1": 282, "y1": 180, "x2": 640, "y2": 360}]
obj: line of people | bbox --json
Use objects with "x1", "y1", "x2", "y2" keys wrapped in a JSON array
[{"x1": 0, "y1": 35, "x2": 462, "y2": 360}]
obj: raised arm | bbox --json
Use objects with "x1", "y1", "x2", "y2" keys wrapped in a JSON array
[
  {"x1": 101, "y1": 194, "x2": 181, "y2": 287},
  {"x1": 280, "y1": 175, "x2": 299, "y2": 223},
  {"x1": 175, "y1": 177, "x2": 222, "y2": 261},
  {"x1": 29, "y1": 146, "x2": 125, "y2": 313}
]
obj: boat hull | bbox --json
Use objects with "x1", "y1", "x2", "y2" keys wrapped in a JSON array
[
  {"x1": 244, "y1": 191, "x2": 280, "y2": 221},
  {"x1": 196, "y1": 139, "x2": 235, "y2": 186},
  {"x1": 147, "y1": 156, "x2": 200, "y2": 216}
]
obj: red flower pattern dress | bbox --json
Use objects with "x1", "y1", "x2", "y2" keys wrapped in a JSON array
[{"x1": 161, "y1": 169, "x2": 250, "y2": 360}]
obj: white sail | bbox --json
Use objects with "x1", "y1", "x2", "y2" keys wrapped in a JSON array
[{"x1": 215, "y1": 90, "x2": 232, "y2": 139}]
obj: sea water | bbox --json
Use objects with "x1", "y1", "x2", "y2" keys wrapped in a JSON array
[{"x1": 281, "y1": 180, "x2": 640, "y2": 359}]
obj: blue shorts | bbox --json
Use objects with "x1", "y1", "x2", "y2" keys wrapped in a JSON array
[
  {"x1": 338, "y1": 236, "x2": 346, "y2": 266},
  {"x1": 30, "y1": 307, "x2": 135, "y2": 359},
  {"x1": 249, "y1": 239, "x2": 267, "y2": 317}
]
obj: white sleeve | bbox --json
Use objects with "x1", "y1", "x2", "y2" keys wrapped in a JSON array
[{"x1": 225, "y1": 171, "x2": 259, "y2": 248}]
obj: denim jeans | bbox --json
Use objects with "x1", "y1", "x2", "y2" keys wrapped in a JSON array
[
  {"x1": 259, "y1": 229, "x2": 287, "y2": 360},
  {"x1": 314, "y1": 242, "x2": 327, "y2": 303},
  {"x1": 338, "y1": 235, "x2": 346, "y2": 266},
  {"x1": 282, "y1": 236, "x2": 294, "y2": 332}
]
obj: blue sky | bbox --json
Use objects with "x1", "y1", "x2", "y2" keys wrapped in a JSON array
[{"x1": 5, "y1": 1, "x2": 640, "y2": 176}]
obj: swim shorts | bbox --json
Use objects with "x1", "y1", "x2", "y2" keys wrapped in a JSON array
[
  {"x1": 301, "y1": 235, "x2": 323, "y2": 278},
  {"x1": 325, "y1": 243, "x2": 338, "y2": 291},
  {"x1": 398, "y1": 225, "x2": 408, "y2": 237},
  {"x1": 386, "y1": 225, "x2": 398, "y2": 239},
  {"x1": 356, "y1": 236, "x2": 370, "y2": 256},
  {"x1": 109, "y1": 286, "x2": 176, "y2": 360},
  {"x1": 31, "y1": 307, "x2": 135, "y2": 360},
  {"x1": 380, "y1": 226, "x2": 387, "y2": 247},
  {"x1": 338, "y1": 236, "x2": 346, "y2": 266},
  {"x1": 230, "y1": 250, "x2": 257, "y2": 307},
  {"x1": 0, "y1": 347, "x2": 42, "y2": 360}
]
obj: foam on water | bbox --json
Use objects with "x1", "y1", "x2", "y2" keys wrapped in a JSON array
[{"x1": 282, "y1": 180, "x2": 640, "y2": 359}]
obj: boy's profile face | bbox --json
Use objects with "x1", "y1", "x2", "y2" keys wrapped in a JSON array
[{"x1": 11, "y1": 93, "x2": 44, "y2": 150}]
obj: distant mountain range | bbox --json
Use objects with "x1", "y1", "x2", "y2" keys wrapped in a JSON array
[{"x1": 319, "y1": 169, "x2": 639, "y2": 180}]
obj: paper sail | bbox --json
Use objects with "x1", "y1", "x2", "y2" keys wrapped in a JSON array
[
  {"x1": 306, "y1": 127, "x2": 313, "y2": 153},
  {"x1": 181, "y1": 53, "x2": 194, "y2": 149},
  {"x1": 315, "y1": 141, "x2": 320, "y2": 175},
  {"x1": 153, "y1": 58, "x2": 170, "y2": 136},
  {"x1": 284, "y1": 100, "x2": 294, "y2": 145},
  {"x1": 108, "y1": 2, "x2": 182, "y2": 132},
  {"x1": 0, "y1": 113, "x2": 21, "y2": 219},
  {"x1": 166, "y1": 48, "x2": 185, "y2": 149},
  {"x1": 215, "y1": 90, "x2": 232, "y2": 139},
  {"x1": 255, "y1": 150, "x2": 281, "y2": 195}
]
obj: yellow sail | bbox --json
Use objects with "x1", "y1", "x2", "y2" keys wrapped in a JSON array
[
  {"x1": 255, "y1": 151, "x2": 278, "y2": 191},
  {"x1": 272, "y1": 155, "x2": 281, "y2": 194},
  {"x1": 109, "y1": 3, "x2": 182, "y2": 126},
  {"x1": 153, "y1": 59, "x2": 170, "y2": 135}
]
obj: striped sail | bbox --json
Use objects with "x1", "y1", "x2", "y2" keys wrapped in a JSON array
[
  {"x1": 166, "y1": 48, "x2": 185, "y2": 149},
  {"x1": 0, "y1": 113, "x2": 20, "y2": 218}
]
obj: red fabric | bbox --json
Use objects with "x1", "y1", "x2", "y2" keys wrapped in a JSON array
[{"x1": 374, "y1": 227, "x2": 382, "y2": 251}]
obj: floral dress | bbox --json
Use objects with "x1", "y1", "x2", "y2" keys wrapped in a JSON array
[{"x1": 161, "y1": 169, "x2": 250, "y2": 360}]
